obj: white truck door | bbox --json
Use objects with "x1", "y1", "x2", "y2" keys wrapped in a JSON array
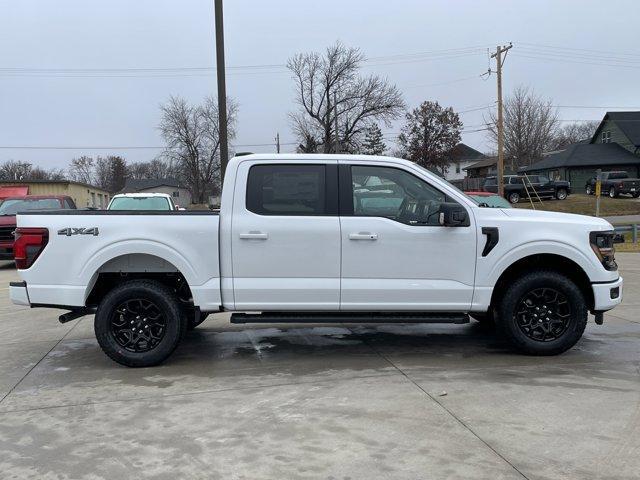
[
  {"x1": 231, "y1": 160, "x2": 341, "y2": 310},
  {"x1": 339, "y1": 162, "x2": 477, "y2": 311}
]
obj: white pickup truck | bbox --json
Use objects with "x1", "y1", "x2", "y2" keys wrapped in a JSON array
[{"x1": 9, "y1": 154, "x2": 623, "y2": 367}]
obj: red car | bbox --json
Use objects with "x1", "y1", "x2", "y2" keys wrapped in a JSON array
[{"x1": 0, "y1": 195, "x2": 76, "y2": 260}]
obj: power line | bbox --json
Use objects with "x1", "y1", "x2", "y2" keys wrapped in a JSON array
[
  {"x1": 0, "y1": 141, "x2": 299, "y2": 150},
  {"x1": 516, "y1": 41, "x2": 640, "y2": 59}
]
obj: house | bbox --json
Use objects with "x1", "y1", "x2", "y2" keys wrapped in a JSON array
[
  {"x1": 522, "y1": 111, "x2": 640, "y2": 186},
  {"x1": 591, "y1": 111, "x2": 640, "y2": 155},
  {"x1": 119, "y1": 178, "x2": 192, "y2": 206},
  {"x1": 0, "y1": 180, "x2": 110, "y2": 209},
  {"x1": 464, "y1": 157, "x2": 498, "y2": 178},
  {"x1": 443, "y1": 143, "x2": 486, "y2": 181}
]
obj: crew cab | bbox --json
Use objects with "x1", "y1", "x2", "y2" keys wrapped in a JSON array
[
  {"x1": 484, "y1": 175, "x2": 571, "y2": 204},
  {"x1": 585, "y1": 171, "x2": 640, "y2": 198},
  {"x1": 0, "y1": 195, "x2": 76, "y2": 260},
  {"x1": 9, "y1": 154, "x2": 623, "y2": 367}
]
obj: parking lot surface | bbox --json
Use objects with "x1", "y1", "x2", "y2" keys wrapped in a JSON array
[{"x1": 0, "y1": 256, "x2": 639, "y2": 480}]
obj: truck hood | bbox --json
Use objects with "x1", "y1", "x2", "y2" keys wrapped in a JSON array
[
  {"x1": 0, "y1": 215, "x2": 16, "y2": 227},
  {"x1": 500, "y1": 208, "x2": 613, "y2": 230}
]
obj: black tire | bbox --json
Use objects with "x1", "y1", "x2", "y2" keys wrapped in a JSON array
[
  {"x1": 94, "y1": 279, "x2": 186, "y2": 367},
  {"x1": 585, "y1": 185, "x2": 593, "y2": 195},
  {"x1": 508, "y1": 192, "x2": 520, "y2": 204},
  {"x1": 632, "y1": 192, "x2": 640, "y2": 199},
  {"x1": 609, "y1": 187, "x2": 617, "y2": 198},
  {"x1": 496, "y1": 270, "x2": 587, "y2": 355},
  {"x1": 556, "y1": 188, "x2": 568, "y2": 200}
]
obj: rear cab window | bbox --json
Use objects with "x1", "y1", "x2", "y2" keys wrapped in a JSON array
[{"x1": 246, "y1": 164, "x2": 328, "y2": 215}]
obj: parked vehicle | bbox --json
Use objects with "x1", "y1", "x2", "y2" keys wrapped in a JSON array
[
  {"x1": 585, "y1": 171, "x2": 640, "y2": 198},
  {"x1": 0, "y1": 195, "x2": 76, "y2": 260},
  {"x1": 10, "y1": 154, "x2": 622, "y2": 367},
  {"x1": 464, "y1": 191, "x2": 512, "y2": 208},
  {"x1": 483, "y1": 175, "x2": 571, "y2": 204},
  {"x1": 107, "y1": 193, "x2": 178, "y2": 211}
]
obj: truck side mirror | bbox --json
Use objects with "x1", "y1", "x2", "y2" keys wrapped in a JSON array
[{"x1": 438, "y1": 202, "x2": 469, "y2": 227}]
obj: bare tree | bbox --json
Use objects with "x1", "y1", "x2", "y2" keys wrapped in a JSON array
[
  {"x1": 397, "y1": 101, "x2": 462, "y2": 175},
  {"x1": 0, "y1": 160, "x2": 33, "y2": 180},
  {"x1": 552, "y1": 121, "x2": 599, "y2": 150},
  {"x1": 159, "y1": 95, "x2": 237, "y2": 203},
  {"x1": 288, "y1": 42, "x2": 405, "y2": 153},
  {"x1": 486, "y1": 86, "x2": 559, "y2": 168},
  {"x1": 68, "y1": 156, "x2": 95, "y2": 184}
]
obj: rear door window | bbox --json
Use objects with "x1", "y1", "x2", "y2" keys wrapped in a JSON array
[{"x1": 246, "y1": 164, "x2": 327, "y2": 215}]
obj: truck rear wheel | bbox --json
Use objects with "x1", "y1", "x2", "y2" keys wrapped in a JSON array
[
  {"x1": 508, "y1": 192, "x2": 520, "y2": 204},
  {"x1": 94, "y1": 280, "x2": 186, "y2": 367},
  {"x1": 496, "y1": 270, "x2": 587, "y2": 355}
]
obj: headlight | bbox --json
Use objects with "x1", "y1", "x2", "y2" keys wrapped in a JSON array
[{"x1": 590, "y1": 231, "x2": 618, "y2": 271}]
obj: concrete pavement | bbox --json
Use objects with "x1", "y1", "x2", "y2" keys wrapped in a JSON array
[{"x1": 0, "y1": 257, "x2": 639, "y2": 479}]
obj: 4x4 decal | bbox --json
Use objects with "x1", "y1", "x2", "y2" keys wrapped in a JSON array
[{"x1": 57, "y1": 227, "x2": 99, "y2": 236}]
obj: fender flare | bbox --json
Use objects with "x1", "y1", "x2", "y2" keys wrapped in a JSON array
[
  {"x1": 79, "y1": 239, "x2": 200, "y2": 296},
  {"x1": 483, "y1": 240, "x2": 597, "y2": 287}
]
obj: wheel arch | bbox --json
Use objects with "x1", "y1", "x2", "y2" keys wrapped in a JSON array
[
  {"x1": 489, "y1": 253, "x2": 594, "y2": 310},
  {"x1": 84, "y1": 252, "x2": 194, "y2": 307}
]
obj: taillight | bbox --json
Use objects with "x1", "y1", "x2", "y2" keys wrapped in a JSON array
[
  {"x1": 14, "y1": 227, "x2": 49, "y2": 269},
  {"x1": 619, "y1": 182, "x2": 624, "y2": 188}
]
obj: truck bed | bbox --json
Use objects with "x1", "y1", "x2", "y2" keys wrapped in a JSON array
[{"x1": 14, "y1": 210, "x2": 221, "y2": 310}]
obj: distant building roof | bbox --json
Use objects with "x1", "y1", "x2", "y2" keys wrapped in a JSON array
[
  {"x1": 522, "y1": 142, "x2": 640, "y2": 172},
  {"x1": 119, "y1": 177, "x2": 183, "y2": 193},
  {"x1": 464, "y1": 156, "x2": 497, "y2": 171},
  {"x1": 591, "y1": 111, "x2": 640, "y2": 146},
  {"x1": 448, "y1": 143, "x2": 486, "y2": 163}
]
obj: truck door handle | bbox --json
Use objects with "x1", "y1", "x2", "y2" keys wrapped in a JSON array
[
  {"x1": 239, "y1": 232, "x2": 268, "y2": 240},
  {"x1": 349, "y1": 232, "x2": 378, "y2": 241}
]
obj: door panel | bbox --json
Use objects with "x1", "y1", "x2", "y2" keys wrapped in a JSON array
[
  {"x1": 231, "y1": 161, "x2": 340, "y2": 310},
  {"x1": 340, "y1": 163, "x2": 477, "y2": 311}
]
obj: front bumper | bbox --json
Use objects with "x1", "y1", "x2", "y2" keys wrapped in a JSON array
[
  {"x1": 592, "y1": 277, "x2": 623, "y2": 312},
  {"x1": 10, "y1": 281, "x2": 29, "y2": 306}
]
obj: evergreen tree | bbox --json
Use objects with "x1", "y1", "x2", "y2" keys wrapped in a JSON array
[{"x1": 361, "y1": 124, "x2": 387, "y2": 156}]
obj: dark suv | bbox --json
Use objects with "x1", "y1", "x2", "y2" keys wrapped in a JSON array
[{"x1": 483, "y1": 175, "x2": 571, "y2": 204}]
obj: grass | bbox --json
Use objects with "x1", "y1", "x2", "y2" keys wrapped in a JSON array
[{"x1": 514, "y1": 194, "x2": 640, "y2": 217}]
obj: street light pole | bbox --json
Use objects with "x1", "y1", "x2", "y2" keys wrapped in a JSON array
[{"x1": 214, "y1": 0, "x2": 229, "y2": 181}]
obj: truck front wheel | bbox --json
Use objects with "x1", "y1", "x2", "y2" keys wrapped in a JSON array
[
  {"x1": 94, "y1": 280, "x2": 186, "y2": 367},
  {"x1": 496, "y1": 271, "x2": 587, "y2": 355}
]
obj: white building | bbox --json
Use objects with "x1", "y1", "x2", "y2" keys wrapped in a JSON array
[{"x1": 443, "y1": 144, "x2": 487, "y2": 181}]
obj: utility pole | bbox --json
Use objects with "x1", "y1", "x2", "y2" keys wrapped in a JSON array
[
  {"x1": 491, "y1": 43, "x2": 512, "y2": 198},
  {"x1": 334, "y1": 92, "x2": 340, "y2": 154},
  {"x1": 275, "y1": 133, "x2": 280, "y2": 153},
  {"x1": 214, "y1": 0, "x2": 229, "y2": 180}
]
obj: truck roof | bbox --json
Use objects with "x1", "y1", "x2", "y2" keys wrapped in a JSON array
[{"x1": 111, "y1": 193, "x2": 172, "y2": 198}]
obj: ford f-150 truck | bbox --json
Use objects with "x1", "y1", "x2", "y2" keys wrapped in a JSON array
[{"x1": 9, "y1": 154, "x2": 623, "y2": 367}]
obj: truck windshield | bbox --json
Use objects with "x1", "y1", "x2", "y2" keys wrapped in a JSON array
[
  {"x1": 108, "y1": 197, "x2": 172, "y2": 211},
  {"x1": 0, "y1": 198, "x2": 61, "y2": 215}
]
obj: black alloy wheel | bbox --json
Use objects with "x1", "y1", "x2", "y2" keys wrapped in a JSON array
[
  {"x1": 95, "y1": 279, "x2": 186, "y2": 367},
  {"x1": 515, "y1": 288, "x2": 571, "y2": 342},
  {"x1": 110, "y1": 298, "x2": 167, "y2": 353}
]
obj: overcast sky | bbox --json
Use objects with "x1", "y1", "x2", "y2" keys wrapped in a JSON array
[{"x1": 1, "y1": 0, "x2": 638, "y2": 169}]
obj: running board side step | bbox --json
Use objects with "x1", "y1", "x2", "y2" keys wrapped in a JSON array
[{"x1": 230, "y1": 312, "x2": 469, "y2": 324}]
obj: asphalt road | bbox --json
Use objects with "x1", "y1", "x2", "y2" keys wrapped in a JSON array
[{"x1": 0, "y1": 257, "x2": 639, "y2": 479}]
